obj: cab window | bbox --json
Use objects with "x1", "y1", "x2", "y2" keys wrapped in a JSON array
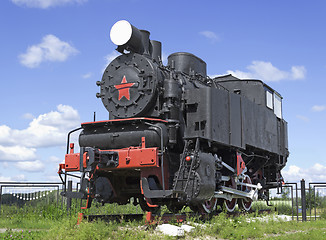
[
  {"x1": 265, "y1": 89, "x2": 282, "y2": 119},
  {"x1": 266, "y1": 90, "x2": 273, "y2": 109},
  {"x1": 274, "y1": 93, "x2": 282, "y2": 119}
]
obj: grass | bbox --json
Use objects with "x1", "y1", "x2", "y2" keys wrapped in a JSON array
[
  {"x1": 2, "y1": 214, "x2": 326, "y2": 240},
  {"x1": 0, "y1": 217, "x2": 169, "y2": 240},
  {"x1": 187, "y1": 212, "x2": 326, "y2": 239},
  {"x1": 1, "y1": 201, "x2": 326, "y2": 239}
]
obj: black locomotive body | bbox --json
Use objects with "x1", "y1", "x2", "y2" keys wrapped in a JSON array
[{"x1": 59, "y1": 20, "x2": 288, "y2": 213}]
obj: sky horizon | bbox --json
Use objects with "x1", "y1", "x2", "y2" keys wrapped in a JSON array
[{"x1": 1, "y1": 0, "x2": 326, "y2": 186}]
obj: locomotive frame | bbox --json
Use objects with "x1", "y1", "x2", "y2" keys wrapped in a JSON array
[{"x1": 58, "y1": 20, "x2": 288, "y2": 213}]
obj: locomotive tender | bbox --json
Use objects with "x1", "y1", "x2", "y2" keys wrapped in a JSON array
[{"x1": 59, "y1": 20, "x2": 288, "y2": 213}]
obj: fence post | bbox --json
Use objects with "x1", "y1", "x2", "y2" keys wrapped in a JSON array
[
  {"x1": 67, "y1": 180, "x2": 72, "y2": 214},
  {"x1": 314, "y1": 186, "x2": 316, "y2": 220},
  {"x1": 290, "y1": 185, "x2": 294, "y2": 221},
  {"x1": 301, "y1": 179, "x2": 307, "y2": 221},
  {"x1": 0, "y1": 186, "x2": 2, "y2": 215}
]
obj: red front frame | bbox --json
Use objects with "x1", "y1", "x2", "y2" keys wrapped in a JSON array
[
  {"x1": 61, "y1": 137, "x2": 160, "y2": 172},
  {"x1": 58, "y1": 118, "x2": 170, "y2": 209}
]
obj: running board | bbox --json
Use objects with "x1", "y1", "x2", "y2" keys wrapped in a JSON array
[
  {"x1": 141, "y1": 177, "x2": 184, "y2": 198},
  {"x1": 142, "y1": 176, "x2": 262, "y2": 201}
]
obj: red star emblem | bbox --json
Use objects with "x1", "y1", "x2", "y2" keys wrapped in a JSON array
[{"x1": 114, "y1": 76, "x2": 135, "y2": 101}]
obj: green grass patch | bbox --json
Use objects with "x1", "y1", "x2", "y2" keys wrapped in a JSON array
[
  {"x1": 0, "y1": 218, "x2": 171, "y2": 240},
  {"x1": 1, "y1": 201, "x2": 326, "y2": 239},
  {"x1": 187, "y1": 212, "x2": 326, "y2": 239}
]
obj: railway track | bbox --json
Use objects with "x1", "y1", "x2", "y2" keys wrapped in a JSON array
[{"x1": 78, "y1": 209, "x2": 272, "y2": 225}]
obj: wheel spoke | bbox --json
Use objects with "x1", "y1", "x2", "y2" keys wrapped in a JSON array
[
  {"x1": 190, "y1": 198, "x2": 218, "y2": 214},
  {"x1": 224, "y1": 198, "x2": 237, "y2": 212}
]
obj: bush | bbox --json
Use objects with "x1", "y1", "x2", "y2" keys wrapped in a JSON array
[{"x1": 320, "y1": 210, "x2": 326, "y2": 220}]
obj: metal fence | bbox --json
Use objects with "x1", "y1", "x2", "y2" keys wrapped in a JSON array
[
  {"x1": 65, "y1": 180, "x2": 143, "y2": 216},
  {"x1": 1, "y1": 180, "x2": 325, "y2": 221},
  {"x1": 255, "y1": 179, "x2": 326, "y2": 222},
  {"x1": 0, "y1": 182, "x2": 64, "y2": 217}
]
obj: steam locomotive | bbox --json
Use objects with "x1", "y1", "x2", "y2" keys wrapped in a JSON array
[{"x1": 59, "y1": 20, "x2": 288, "y2": 213}]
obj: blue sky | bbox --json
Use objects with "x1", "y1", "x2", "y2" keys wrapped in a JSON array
[{"x1": 0, "y1": 0, "x2": 326, "y2": 183}]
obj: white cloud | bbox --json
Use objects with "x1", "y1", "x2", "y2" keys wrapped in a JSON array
[
  {"x1": 15, "y1": 160, "x2": 45, "y2": 172},
  {"x1": 162, "y1": 52, "x2": 168, "y2": 65},
  {"x1": 0, "y1": 174, "x2": 26, "y2": 182},
  {"x1": 199, "y1": 31, "x2": 219, "y2": 42},
  {"x1": 49, "y1": 156, "x2": 63, "y2": 163},
  {"x1": 12, "y1": 0, "x2": 87, "y2": 9},
  {"x1": 282, "y1": 163, "x2": 326, "y2": 183},
  {"x1": 46, "y1": 175, "x2": 64, "y2": 182},
  {"x1": 296, "y1": 115, "x2": 310, "y2": 122},
  {"x1": 291, "y1": 66, "x2": 306, "y2": 79},
  {"x1": 82, "y1": 72, "x2": 92, "y2": 79},
  {"x1": 103, "y1": 51, "x2": 120, "y2": 72},
  {"x1": 0, "y1": 146, "x2": 36, "y2": 162},
  {"x1": 0, "y1": 175, "x2": 13, "y2": 182},
  {"x1": 0, "y1": 104, "x2": 80, "y2": 149},
  {"x1": 105, "y1": 51, "x2": 120, "y2": 64},
  {"x1": 19, "y1": 34, "x2": 78, "y2": 68},
  {"x1": 22, "y1": 113, "x2": 35, "y2": 120},
  {"x1": 208, "y1": 74, "x2": 221, "y2": 79},
  {"x1": 312, "y1": 105, "x2": 326, "y2": 112},
  {"x1": 226, "y1": 61, "x2": 306, "y2": 82},
  {"x1": 13, "y1": 174, "x2": 27, "y2": 181}
]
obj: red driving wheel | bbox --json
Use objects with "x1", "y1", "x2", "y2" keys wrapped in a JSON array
[
  {"x1": 224, "y1": 178, "x2": 237, "y2": 212},
  {"x1": 238, "y1": 174, "x2": 253, "y2": 211}
]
